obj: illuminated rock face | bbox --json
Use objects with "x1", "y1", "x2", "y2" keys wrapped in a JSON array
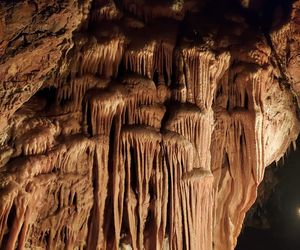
[{"x1": 0, "y1": 0, "x2": 299, "y2": 249}]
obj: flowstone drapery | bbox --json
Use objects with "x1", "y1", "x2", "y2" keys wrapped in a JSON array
[{"x1": 0, "y1": 0, "x2": 299, "y2": 249}]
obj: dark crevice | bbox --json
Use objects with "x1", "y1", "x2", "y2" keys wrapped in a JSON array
[{"x1": 237, "y1": 137, "x2": 300, "y2": 250}]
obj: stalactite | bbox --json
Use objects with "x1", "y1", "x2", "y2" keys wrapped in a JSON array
[
  {"x1": 124, "y1": 41, "x2": 157, "y2": 79},
  {"x1": 210, "y1": 60, "x2": 287, "y2": 249},
  {"x1": 0, "y1": 186, "x2": 19, "y2": 247},
  {"x1": 79, "y1": 37, "x2": 126, "y2": 78},
  {"x1": 17, "y1": 185, "x2": 46, "y2": 250},
  {"x1": 87, "y1": 136, "x2": 110, "y2": 250},
  {"x1": 112, "y1": 107, "x2": 124, "y2": 250},
  {"x1": 162, "y1": 131, "x2": 215, "y2": 250},
  {"x1": 150, "y1": 141, "x2": 168, "y2": 250},
  {"x1": 154, "y1": 41, "x2": 174, "y2": 85},
  {"x1": 176, "y1": 46, "x2": 230, "y2": 110},
  {"x1": 57, "y1": 75, "x2": 110, "y2": 112},
  {"x1": 212, "y1": 113, "x2": 258, "y2": 250},
  {"x1": 2, "y1": 1, "x2": 300, "y2": 250},
  {"x1": 211, "y1": 105, "x2": 272, "y2": 249},
  {"x1": 14, "y1": 119, "x2": 60, "y2": 156},
  {"x1": 214, "y1": 69, "x2": 230, "y2": 109},
  {"x1": 121, "y1": 126, "x2": 162, "y2": 250},
  {"x1": 135, "y1": 104, "x2": 166, "y2": 129},
  {"x1": 6, "y1": 193, "x2": 31, "y2": 250},
  {"x1": 153, "y1": 21, "x2": 178, "y2": 85},
  {"x1": 84, "y1": 86, "x2": 125, "y2": 136},
  {"x1": 180, "y1": 168, "x2": 214, "y2": 250},
  {"x1": 124, "y1": 21, "x2": 177, "y2": 85},
  {"x1": 162, "y1": 131, "x2": 196, "y2": 250},
  {"x1": 15, "y1": 127, "x2": 57, "y2": 156},
  {"x1": 91, "y1": 1, "x2": 123, "y2": 22},
  {"x1": 121, "y1": 75, "x2": 158, "y2": 124},
  {"x1": 165, "y1": 104, "x2": 214, "y2": 170},
  {"x1": 0, "y1": 136, "x2": 98, "y2": 249}
]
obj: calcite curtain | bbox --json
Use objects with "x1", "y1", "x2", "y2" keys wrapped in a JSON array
[{"x1": 0, "y1": 0, "x2": 299, "y2": 249}]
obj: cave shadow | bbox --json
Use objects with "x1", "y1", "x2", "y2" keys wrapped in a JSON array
[{"x1": 236, "y1": 137, "x2": 300, "y2": 250}]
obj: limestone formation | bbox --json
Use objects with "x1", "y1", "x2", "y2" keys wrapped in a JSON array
[{"x1": 0, "y1": 0, "x2": 299, "y2": 249}]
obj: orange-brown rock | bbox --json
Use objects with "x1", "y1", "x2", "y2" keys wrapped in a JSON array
[{"x1": 0, "y1": 0, "x2": 299, "y2": 250}]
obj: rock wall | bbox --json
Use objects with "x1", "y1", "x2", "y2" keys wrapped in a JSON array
[{"x1": 0, "y1": 0, "x2": 299, "y2": 249}]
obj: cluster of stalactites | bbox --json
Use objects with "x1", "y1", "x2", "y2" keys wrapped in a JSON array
[
  {"x1": 211, "y1": 111, "x2": 265, "y2": 250},
  {"x1": 165, "y1": 104, "x2": 214, "y2": 170},
  {"x1": 3, "y1": 0, "x2": 300, "y2": 249},
  {"x1": 163, "y1": 132, "x2": 213, "y2": 250},
  {"x1": 74, "y1": 56, "x2": 216, "y2": 248},
  {"x1": 84, "y1": 86, "x2": 125, "y2": 136},
  {"x1": 227, "y1": 65, "x2": 271, "y2": 112},
  {"x1": 121, "y1": 75, "x2": 165, "y2": 126},
  {"x1": 118, "y1": 126, "x2": 164, "y2": 250},
  {"x1": 103, "y1": 126, "x2": 214, "y2": 250},
  {"x1": 77, "y1": 37, "x2": 126, "y2": 78},
  {"x1": 175, "y1": 47, "x2": 230, "y2": 110},
  {"x1": 0, "y1": 137, "x2": 103, "y2": 250},
  {"x1": 87, "y1": 136, "x2": 110, "y2": 250},
  {"x1": 56, "y1": 75, "x2": 110, "y2": 112},
  {"x1": 83, "y1": 75, "x2": 167, "y2": 138},
  {"x1": 124, "y1": 41, "x2": 157, "y2": 79},
  {"x1": 124, "y1": 39, "x2": 175, "y2": 85},
  {"x1": 211, "y1": 60, "x2": 278, "y2": 249}
]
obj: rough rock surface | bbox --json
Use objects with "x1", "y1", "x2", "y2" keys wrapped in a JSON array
[{"x1": 0, "y1": 0, "x2": 299, "y2": 249}]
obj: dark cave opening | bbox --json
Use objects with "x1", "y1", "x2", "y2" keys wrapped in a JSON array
[
  {"x1": 34, "y1": 86, "x2": 57, "y2": 110},
  {"x1": 247, "y1": 0, "x2": 295, "y2": 31},
  {"x1": 236, "y1": 137, "x2": 300, "y2": 250},
  {"x1": 16, "y1": 86, "x2": 57, "y2": 116}
]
